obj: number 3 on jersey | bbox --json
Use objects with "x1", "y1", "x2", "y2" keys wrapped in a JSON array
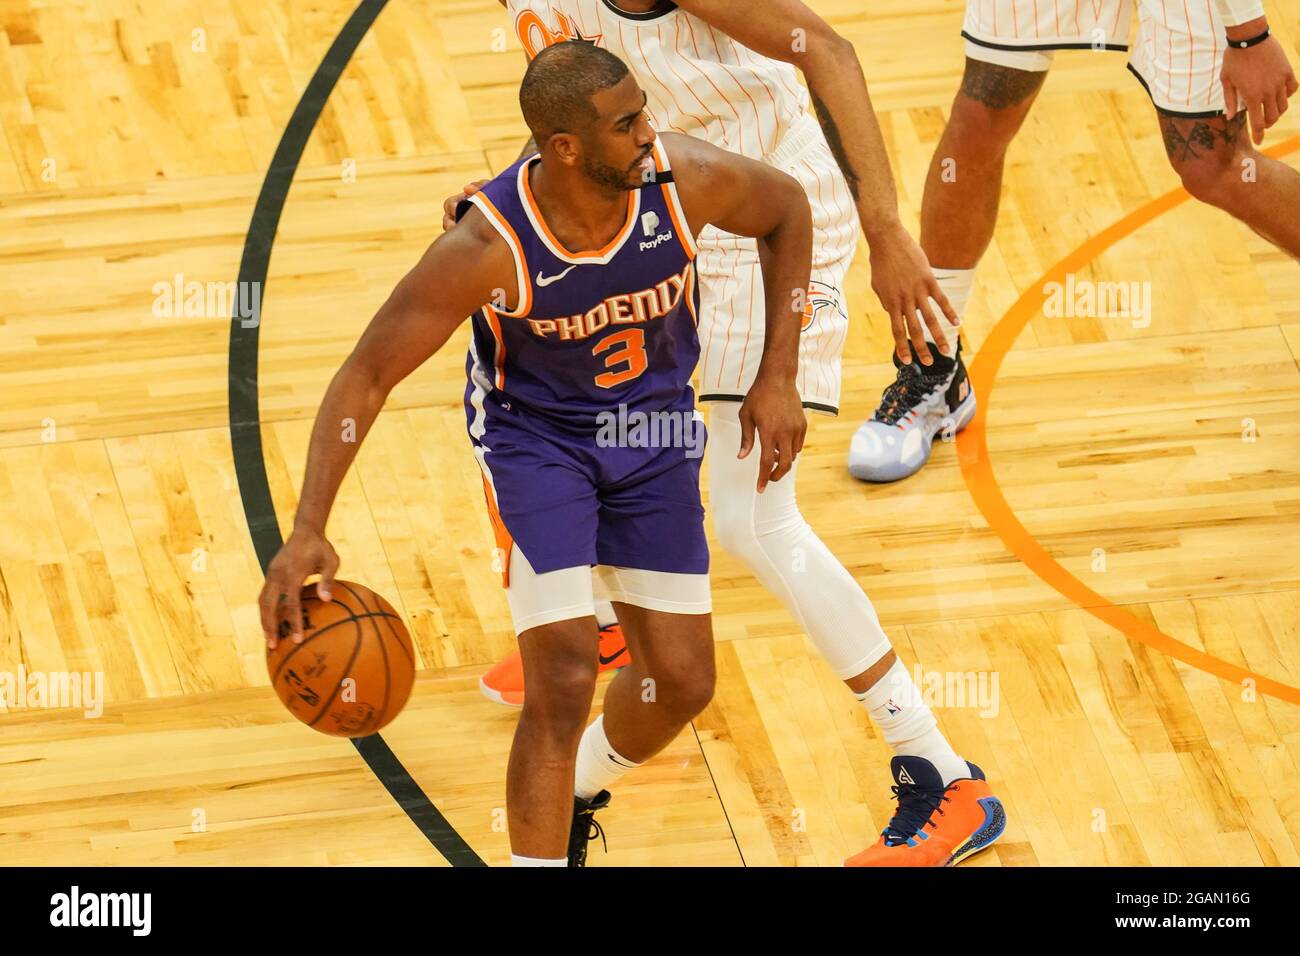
[{"x1": 592, "y1": 328, "x2": 648, "y2": 388}]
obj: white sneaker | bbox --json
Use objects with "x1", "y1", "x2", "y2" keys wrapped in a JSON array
[{"x1": 848, "y1": 342, "x2": 975, "y2": 483}]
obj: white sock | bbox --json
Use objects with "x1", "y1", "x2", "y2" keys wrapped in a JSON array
[
  {"x1": 857, "y1": 658, "x2": 970, "y2": 786},
  {"x1": 574, "y1": 714, "x2": 641, "y2": 800},
  {"x1": 511, "y1": 854, "x2": 567, "y2": 867},
  {"x1": 920, "y1": 266, "x2": 974, "y2": 350}
]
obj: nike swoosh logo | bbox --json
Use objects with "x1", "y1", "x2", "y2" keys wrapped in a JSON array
[
  {"x1": 535, "y1": 265, "x2": 577, "y2": 287},
  {"x1": 598, "y1": 647, "x2": 629, "y2": 666}
]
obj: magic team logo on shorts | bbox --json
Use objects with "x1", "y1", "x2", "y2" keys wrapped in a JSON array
[{"x1": 801, "y1": 279, "x2": 844, "y2": 333}]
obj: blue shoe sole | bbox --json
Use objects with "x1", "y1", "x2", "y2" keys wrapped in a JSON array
[{"x1": 946, "y1": 795, "x2": 1007, "y2": 867}]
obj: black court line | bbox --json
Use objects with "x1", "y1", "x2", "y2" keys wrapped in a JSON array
[{"x1": 227, "y1": 0, "x2": 485, "y2": 867}]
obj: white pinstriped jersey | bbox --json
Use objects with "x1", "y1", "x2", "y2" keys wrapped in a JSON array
[
  {"x1": 504, "y1": 0, "x2": 858, "y2": 411},
  {"x1": 506, "y1": 0, "x2": 811, "y2": 161}
]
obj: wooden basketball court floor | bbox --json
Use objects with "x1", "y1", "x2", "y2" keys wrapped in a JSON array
[{"x1": 1, "y1": 0, "x2": 1298, "y2": 867}]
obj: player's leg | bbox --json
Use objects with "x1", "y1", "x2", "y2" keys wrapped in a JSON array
[
  {"x1": 595, "y1": 599, "x2": 714, "y2": 760},
  {"x1": 567, "y1": 596, "x2": 713, "y2": 866},
  {"x1": 468, "y1": 407, "x2": 617, "y2": 865},
  {"x1": 919, "y1": 52, "x2": 1048, "y2": 271},
  {"x1": 574, "y1": 594, "x2": 714, "y2": 781},
  {"x1": 693, "y1": 135, "x2": 1006, "y2": 862},
  {"x1": 507, "y1": 563, "x2": 602, "y2": 864},
  {"x1": 480, "y1": 581, "x2": 626, "y2": 708},
  {"x1": 1161, "y1": 110, "x2": 1300, "y2": 255},
  {"x1": 1130, "y1": 0, "x2": 1300, "y2": 256},
  {"x1": 707, "y1": 401, "x2": 1005, "y2": 865},
  {"x1": 849, "y1": 46, "x2": 1048, "y2": 481},
  {"x1": 566, "y1": 430, "x2": 714, "y2": 863}
]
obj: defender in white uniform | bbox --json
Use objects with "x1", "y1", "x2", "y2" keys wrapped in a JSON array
[{"x1": 458, "y1": 0, "x2": 1006, "y2": 869}]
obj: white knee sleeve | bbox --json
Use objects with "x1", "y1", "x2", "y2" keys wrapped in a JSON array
[{"x1": 707, "y1": 403, "x2": 893, "y2": 679}]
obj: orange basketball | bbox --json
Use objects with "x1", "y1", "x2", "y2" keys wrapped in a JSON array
[{"x1": 267, "y1": 580, "x2": 415, "y2": 737}]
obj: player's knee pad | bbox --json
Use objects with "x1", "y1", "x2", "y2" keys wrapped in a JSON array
[{"x1": 711, "y1": 470, "x2": 809, "y2": 572}]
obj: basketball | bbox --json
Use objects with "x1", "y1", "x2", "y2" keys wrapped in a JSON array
[{"x1": 266, "y1": 580, "x2": 415, "y2": 738}]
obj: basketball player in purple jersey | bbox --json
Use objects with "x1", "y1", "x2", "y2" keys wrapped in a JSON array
[
  {"x1": 447, "y1": 0, "x2": 1007, "y2": 868},
  {"x1": 259, "y1": 41, "x2": 816, "y2": 866}
]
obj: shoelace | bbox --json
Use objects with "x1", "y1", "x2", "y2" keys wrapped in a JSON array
[
  {"x1": 586, "y1": 816, "x2": 607, "y2": 855},
  {"x1": 872, "y1": 361, "x2": 952, "y2": 426},
  {"x1": 881, "y1": 782, "x2": 956, "y2": 846},
  {"x1": 570, "y1": 808, "x2": 607, "y2": 866}
]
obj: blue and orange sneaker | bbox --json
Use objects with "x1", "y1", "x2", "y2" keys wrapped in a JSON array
[
  {"x1": 479, "y1": 623, "x2": 630, "y2": 707},
  {"x1": 845, "y1": 756, "x2": 1006, "y2": 867}
]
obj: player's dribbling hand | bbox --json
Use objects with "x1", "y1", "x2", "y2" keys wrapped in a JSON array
[
  {"x1": 737, "y1": 376, "x2": 806, "y2": 493},
  {"x1": 258, "y1": 527, "x2": 340, "y2": 650},
  {"x1": 869, "y1": 224, "x2": 959, "y2": 367},
  {"x1": 1221, "y1": 27, "x2": 1297, "y2": 146},
  {"x1": 441, "y1": 180, "x2": 490, "y2": 232}
]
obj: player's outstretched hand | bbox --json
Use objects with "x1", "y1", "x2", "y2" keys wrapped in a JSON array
[
  {"x1": 258, "y1": 528, "x2": 340, "y2": 650},
  {"x1": 870, "y1": 224, "x2": 959, "y2": 366},
  {"x1": 737, "y1": 376, "x2": 807, "y2": 493},
  {"x1": 1222, "y1": 34, "x2": 1298, "y2": 146},
  {"x1": 441, "y1": 180, "x2": 490, "y2": 232}
]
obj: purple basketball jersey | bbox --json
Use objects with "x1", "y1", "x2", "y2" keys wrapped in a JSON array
[{"x1": 460, "y1": 138, "x2": 700, "y2": 433}]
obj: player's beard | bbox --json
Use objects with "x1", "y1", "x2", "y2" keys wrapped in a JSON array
[{"x1": 583, "y1": 148, "x2": 650, "y2": 191}]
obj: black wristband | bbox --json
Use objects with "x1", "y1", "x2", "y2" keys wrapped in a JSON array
[{"x1": 1228, "y1": 27, "x2": 1270, "y2": 49}]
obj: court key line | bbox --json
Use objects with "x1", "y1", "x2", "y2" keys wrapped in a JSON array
[
  {"x1": 227, "y1": 0, "x2": 486, "y2": 866},
  {"x1": 957, "y1": 134, "x2": 1300, "y2": 706}
]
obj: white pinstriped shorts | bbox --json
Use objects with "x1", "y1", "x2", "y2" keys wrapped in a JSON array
[
  {"x1": 962, "y1": 0, "x2": 1235, "y2": 117},
  {"x1": 694, "y1": 111, "x2": 860, "y2": 416}
]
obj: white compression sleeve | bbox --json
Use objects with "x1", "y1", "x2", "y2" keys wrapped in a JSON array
[{"x1": 707, "y1": 402, "x2": 893, "y2": 679}]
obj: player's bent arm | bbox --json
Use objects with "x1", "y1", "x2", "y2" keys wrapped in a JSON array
[
  {"x1": 673, "y1": 0, "x2": 903, "y2": 243},
  {"x1": 664, "y1": 132, "x2": 811, "y2": 386},
  {"x1": 292, "y1": 210, "x2": 515, "y2": 535},
  {"x1": 664, "y1": 132, "x2": 810, "y2": 488},
  {"x1": 260, "y1": 212, "x2": 511, "y2": 646}
]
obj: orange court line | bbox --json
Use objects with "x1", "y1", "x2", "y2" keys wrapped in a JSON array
[{"x1": 957, "y1": 134, "x2": 1300, "y2": 706}]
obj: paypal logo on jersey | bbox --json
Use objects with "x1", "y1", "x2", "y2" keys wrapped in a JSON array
[
  {"x1": 638, "y1": 210, "x2": 675, "y2": 251},
  {"x1": 639, "y1": 230, "x2": 674, "y2": 251}
]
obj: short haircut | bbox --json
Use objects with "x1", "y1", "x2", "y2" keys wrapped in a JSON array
[{"x1": 519, "y1": 41, "x2": 631, "y2": 143}]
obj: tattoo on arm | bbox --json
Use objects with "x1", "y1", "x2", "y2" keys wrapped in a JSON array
[
  {"x1": 1159, "y1": 110, "x2": 1246, "y2": 162},
  {"x1": 810, "y1": 92, "x2": 861, "y2": 202},
  {"x1": 959, "y1": 58, "x2": 1046, "y2": 109}
]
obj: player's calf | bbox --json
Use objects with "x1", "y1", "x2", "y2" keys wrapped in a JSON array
[
  {"x1": 600, "y1": 606, "x2": 716, "y2": 752},
  {"x1": 508, "y1": 618, "x2": 602, "y2": 863}
]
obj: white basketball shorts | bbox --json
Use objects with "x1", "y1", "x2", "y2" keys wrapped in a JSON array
[
  {"x1": 694, "y1": 111, "x2": 861, "y2": 415},
  {"x1": 962, "y1": 0, "x2": 1235, "y2": 117}
]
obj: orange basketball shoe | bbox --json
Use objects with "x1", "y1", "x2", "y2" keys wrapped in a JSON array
[
  {"x1": 844, "y1": 756, "x2": 1006, "y2": 867},
  {"x1": 479, "y1": 623, "x2": 631, "y2": 707}
]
